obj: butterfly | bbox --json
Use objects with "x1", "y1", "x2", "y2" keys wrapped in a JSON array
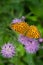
[{"x1": 11, "y1": 20, "x2": 40, "y2": 38}]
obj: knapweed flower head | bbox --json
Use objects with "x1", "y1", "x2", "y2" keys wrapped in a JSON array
[
  {"x1": 12, "y1": 18, "x2": 22, "y2": 24},
  {"x1": 38, "y1": 38, "x2": 43, "y2": 42},
  {"x1": 11, "y1": 21, "x2": 29, "y2": 35},
  {"x1": 12, "y1": 16, "x2": 25, "y2": 24},
  {"x1": 18, "y1": 34, "x2": 29, "y2": 45},
  {"x1": 25, "y1": 39, "x2": 39, "y2": 53},
  {"x1": 1, "y1": 43, "x2": 15, "y2": 58},
  {"x1": 18, "y1": 34, "x2": 39, "y2": 53},
  {"x1": 26, "y1": 25, "x2": 40, "y2": 38}
]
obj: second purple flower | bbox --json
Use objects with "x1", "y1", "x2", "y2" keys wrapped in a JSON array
[{"x1": 18, "y1": 34, "x2": 39, "y2": 53}]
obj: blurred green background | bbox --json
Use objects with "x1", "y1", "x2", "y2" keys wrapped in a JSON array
[{"x1": 0, "y1": 0, "x2": 43, "y2": 65}]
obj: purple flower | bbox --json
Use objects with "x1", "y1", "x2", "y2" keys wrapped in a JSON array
[
  {"x1": 18, "y1": 34, "x2": 39, "y2": 53},
  {"x1": 25, "y1": 39, "x2": 39, "y2": 53},
  {"x1": 1, "y1": 43, "x2": 15, "y2": 58},
  {"x1": 38, "y1": 38, "x2": 43, "y2": 42},
  {"x1": 12, "y1": 18, "x2": 22, "y2": 24},
  {"x1": 12, "y1": 16, "x2": 25, "y2": 24},
  {"x1": 18, "y1": 34, "x2": 29, "y2": 45}
]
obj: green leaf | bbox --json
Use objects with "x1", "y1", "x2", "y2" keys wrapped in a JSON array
[
  {"x1": 9, "y1": 56, "x2": 25, "y2": 65},
  {"x1": 26, "y1": 15, "x2": 37, "y2": 21},
  {"x1": 23, "y1": 53, "x2": 35, "y2": 65},
  {"x1": 16, "y1": 44, "x2": 25, "y2": 57},
  {"x1": 26, "y1": 0, "x2": 43, "y2": 17}
]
